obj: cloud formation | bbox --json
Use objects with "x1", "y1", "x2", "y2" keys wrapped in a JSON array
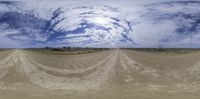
[{"x1": 0, "y1": 0, "x2": 200, "y2": 48}]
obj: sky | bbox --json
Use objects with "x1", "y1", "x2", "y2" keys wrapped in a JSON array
[{"x1": 0, "y1": 0, "x2": 200, "y2": 48}]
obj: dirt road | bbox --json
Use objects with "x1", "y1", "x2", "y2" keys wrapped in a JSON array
[{"x1": 0, "y1": 49, "x2": 200, "y2": 99}]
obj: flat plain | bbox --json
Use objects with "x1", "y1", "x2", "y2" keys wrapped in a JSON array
[{"x1": 1, "y1": 49, "x2": 200, "y2": 99}]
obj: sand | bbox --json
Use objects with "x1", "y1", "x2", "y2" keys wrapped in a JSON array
[{"x1": 0, "y1": 49, "x2": 200, "y2": 99}]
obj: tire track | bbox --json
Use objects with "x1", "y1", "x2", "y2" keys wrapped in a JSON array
[
  {"x1": 16, "y1": 50, "x2": 118, "y2": 90},
  {"x1": 1, "y1": 49, "x2": 200, "y2": 93},
  {"x1": 117, "y1": 50, "x2": 159, "y2": 83},
  {"x1": 0, "y1": 51, "x2": 20, "y2": 79}
]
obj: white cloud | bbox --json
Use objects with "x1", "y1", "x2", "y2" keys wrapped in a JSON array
[{"x1": 1, "y1": 0, "x2": 200, "y2": 48}]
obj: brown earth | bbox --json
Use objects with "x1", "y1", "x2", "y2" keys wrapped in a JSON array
[{"x1": 0, "y1": 49, "x2": 200, "y2": 99}]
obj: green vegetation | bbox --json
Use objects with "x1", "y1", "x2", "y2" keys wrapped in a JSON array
[
  {"x1": 26, "y1": 47, "x2": 109, "y2": 55},
  {"x1": 124, "y1": 48, "x2": 200, "y2": 54}
]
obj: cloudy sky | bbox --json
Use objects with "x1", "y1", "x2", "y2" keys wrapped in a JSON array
[{"x1": 0, "y1": 0, "x2": 200, "y2": 48}]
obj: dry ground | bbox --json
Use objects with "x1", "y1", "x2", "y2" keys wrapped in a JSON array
[{"x1": 0, "y1": 49, "x2": 200, "y2": 99}]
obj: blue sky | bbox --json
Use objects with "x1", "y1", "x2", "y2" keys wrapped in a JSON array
[{"x1": 0, "y1": 0, "x2": 200, "y2": 48}]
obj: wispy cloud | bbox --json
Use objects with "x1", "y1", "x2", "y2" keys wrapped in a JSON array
[{"x1": 0, "y1": 0, "x2": 200, "y2": 48}]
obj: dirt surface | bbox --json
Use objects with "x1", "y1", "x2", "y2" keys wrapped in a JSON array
[{"x1": 1, "y1": 49, "x2": 200, "y2": 99}]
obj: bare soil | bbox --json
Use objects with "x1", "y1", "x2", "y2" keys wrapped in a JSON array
[{"x1": 0, "y1": 49, "x2": 200, "y2": 99}]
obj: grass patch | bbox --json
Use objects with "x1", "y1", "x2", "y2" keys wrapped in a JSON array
[
  {"x1": 123, "y1": 48, "x2": 200, "y2": 55},
  {"x1": 25, "y1": 47, "x2": 109, "y2": 55}
]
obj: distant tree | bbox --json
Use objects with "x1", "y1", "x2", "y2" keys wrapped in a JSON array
[
  {"x1": 158, "y1": 44, "x2": 165, "y2": 52},
  {"x1": 77, "y1": 47, "x2": 80, "y2": 51},
  {"x1": 67, "y1": 47, "x2": 71, "y2": 51},
  {"x1": 45, "y1": 47, "x2": 49, "y2": 49}
]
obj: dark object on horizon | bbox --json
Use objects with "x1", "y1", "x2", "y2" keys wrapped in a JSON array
[{"x1": 158, "y1": 45, "x2": 165, "y2": 52}]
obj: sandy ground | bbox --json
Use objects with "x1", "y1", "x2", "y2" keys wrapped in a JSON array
[{"x1": 1, "y1": 49, "x2": 200, "y2": 99}]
